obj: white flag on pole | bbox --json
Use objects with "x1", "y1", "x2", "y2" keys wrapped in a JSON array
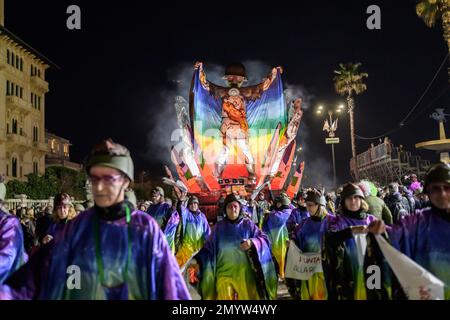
[{"x1": 374, "y1": 235, "x2": 445, "y2": 300}]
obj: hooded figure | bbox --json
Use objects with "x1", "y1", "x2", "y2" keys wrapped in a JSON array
[
  {"x1": 286, "y1": 191, "x2": 310, "y2": 237},
  {"x1": 188, "y1": 194, "x2": 277, "y2": 300},
  {"x1": 262, "y1": 193, "x2": 292, "y2": 279},
  {"x1": 0, "y1": 139, "x2": 189, "y2": 300},
  {"x1": 0, "y1": 180, "x2": 28, "y2": 284},
  {"x1": 286, "y1": 189, "x2": 331, "y2": 300},
  {"x1": 175, "y1": 196, "x2": 211, "y2": 268},
  {"x1": 146, "y1": 186, "x2": 180, "y2": 253}
]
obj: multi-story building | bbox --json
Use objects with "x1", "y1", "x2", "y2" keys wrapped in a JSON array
[
  {"x1": 46, "y1": 131, "x2": 82, "y2": 171},
  {"x1": 0, "y1": 1, "x2": 59, "y2": 181}
]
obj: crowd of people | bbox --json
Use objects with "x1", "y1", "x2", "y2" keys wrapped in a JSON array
[
  {"x1": 0, "y1": 139, "x2": 448, "y2": 300},
  {"x1": 3, "y1": 198, "x2": 89, "y2": 255}
]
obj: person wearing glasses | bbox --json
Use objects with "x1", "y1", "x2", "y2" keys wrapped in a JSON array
[
  {"x1": 41, "y1": 193, "x2": 77, "y2": 245},
  {"x1": 0, "y1": 139, "x2": 190, "y2": 300},
  {"x1": 368, "y1": 162, "x2": 450, "y2": 300}
]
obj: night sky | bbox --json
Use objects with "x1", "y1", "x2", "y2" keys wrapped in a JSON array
[{"x1": 5, "y1": 0, "x2": 450, "y2": 187}]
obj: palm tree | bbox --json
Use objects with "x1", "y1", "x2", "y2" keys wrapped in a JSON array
[
  {"x1": 416, "y1": 0, "x2": 450, "y2": 81},
  {"x1": 333, "y1": 63, "x2": 368, "y2": 179}
]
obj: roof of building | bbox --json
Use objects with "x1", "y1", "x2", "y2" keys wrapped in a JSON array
[
  {"x1": 0, "y1": 25, "x2": 60, "y2": 70},
  {"x1": 45, "y1": 131, "x2": 71, "y2": 144}
]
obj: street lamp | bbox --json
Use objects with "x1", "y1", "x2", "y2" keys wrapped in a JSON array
[{"x1": 316, "y1": 103, "x2": 344, "y2": 190}]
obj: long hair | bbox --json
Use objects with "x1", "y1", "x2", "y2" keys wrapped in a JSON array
[
  {"x1": 314, "y1": 205, "x2": 329, "y2": 217},
  {"x1": 52, "y1": 205, "x2": 77, "y2": 222},
  {"x1": 342, "y1": 198, "x2": 369, "y2": 212}
]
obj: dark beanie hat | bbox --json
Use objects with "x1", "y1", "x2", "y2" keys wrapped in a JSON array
[
  {"x1": 305, "y1": 189, "x2": 326, "y2": 207},
  {"x1": 224, "y1": 194, "x2": 241, "y2": 208},
  {"x1": 424, "y1": 163, "x2": 450, "y2": 194},
  {"x1": 340, "y1": 183, "x2": 365, "y2": 204}
]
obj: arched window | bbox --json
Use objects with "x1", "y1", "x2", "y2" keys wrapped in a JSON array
[
  {"x1": 12, "y1": 118, "x2": 18, "y2": 134},
  {"x1": 33, "y1": 126, "x2": 39, "y2": 142},
  {"x1": 33, "y1": 161, "x2": 39, "y2": 175},
  {"x1": 12, "y1": 157, "x2": 18, "y2": 178}
]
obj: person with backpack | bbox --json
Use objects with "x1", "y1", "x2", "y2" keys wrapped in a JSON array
[{"x1": 384, "y1": 183, "x2": 409, "y2": 223}]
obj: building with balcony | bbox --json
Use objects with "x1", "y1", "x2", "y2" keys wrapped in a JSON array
[
  {"x1": 0, "y1": 1, "x2": 59, "y2": 181},
  {"x1": 45, "y1": 131, "x2": 82, "y2": 172}
]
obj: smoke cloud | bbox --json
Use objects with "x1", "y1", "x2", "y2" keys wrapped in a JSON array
[{"x1": 144, "y1": 60, "x2": 336, "y2": 190}]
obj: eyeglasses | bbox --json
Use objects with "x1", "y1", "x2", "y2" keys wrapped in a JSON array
[
  {"x1": 88, "y1": 174, "x2": 124, "y2": 185},
  {"x1": 429, "y1": 185, "x2": 450, "y2": 194}
]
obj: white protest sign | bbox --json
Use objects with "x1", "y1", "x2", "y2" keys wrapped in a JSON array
[
  {"x1": 374, "y1": 235, "x2": 445, "y2": 300},
  {"x1": 285, "y1": 240, "x2": 323, "y2": 281}
]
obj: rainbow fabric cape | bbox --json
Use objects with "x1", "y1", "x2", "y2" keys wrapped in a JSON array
[
  {"x1": 0, "y1": 210, "x2": 27, "y2": 284},
  {"x1": 195, "y1": 217, "x2": 277, "y2": 300},
  {"x1": 0, "y1": 207, "x2": 190, "y2": 300},
  {"x1": 287, "y1": 215, "x2": 330, "y2": 300},
  {"x1": 384, "y1": 207, "x2": 450, "y2": 299},
  {"x1": 286, "y1": 206, "x2": 310, "y2": 236},
  {"x1": 175, "y1": 206, "x2": 211, "y2": 268},
  {"x1": 147, "y1": 203, "x2": 180, "y2": 253},
  {"x1": 262, "y1": 207, "x2": 292, "y2": 279}
]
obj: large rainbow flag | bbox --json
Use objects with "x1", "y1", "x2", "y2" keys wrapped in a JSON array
[{"x1": 190, "y1": 68, "x2": 287, "y2": 183}]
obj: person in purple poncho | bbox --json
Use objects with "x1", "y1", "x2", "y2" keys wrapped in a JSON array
[
  {"x1": 146, "y1": 186, "x2": 180, "y2": 253},
  {"x1": 0, "y1": 139, "x2": 190, "y2": 300},
  {"x1": 41, "y1": 193, "x2": 77, "y2": 245},
  {"x1": 286, "y1": 189, "x2": 331, "y2": 300},
  {"x1": 368, "y1": 162, "x2": 450, "y2": 299},
  {"x1": 0, "y1": 178, "x2": 27, "y2": 284},
  {"x1": 321, "y1": 183, "x2": 378, "y2": 300}
]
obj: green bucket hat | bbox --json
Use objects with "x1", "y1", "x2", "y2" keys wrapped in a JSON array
[{"x1": 85, "y1": 139, "x2": 134, "y2": 181}]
